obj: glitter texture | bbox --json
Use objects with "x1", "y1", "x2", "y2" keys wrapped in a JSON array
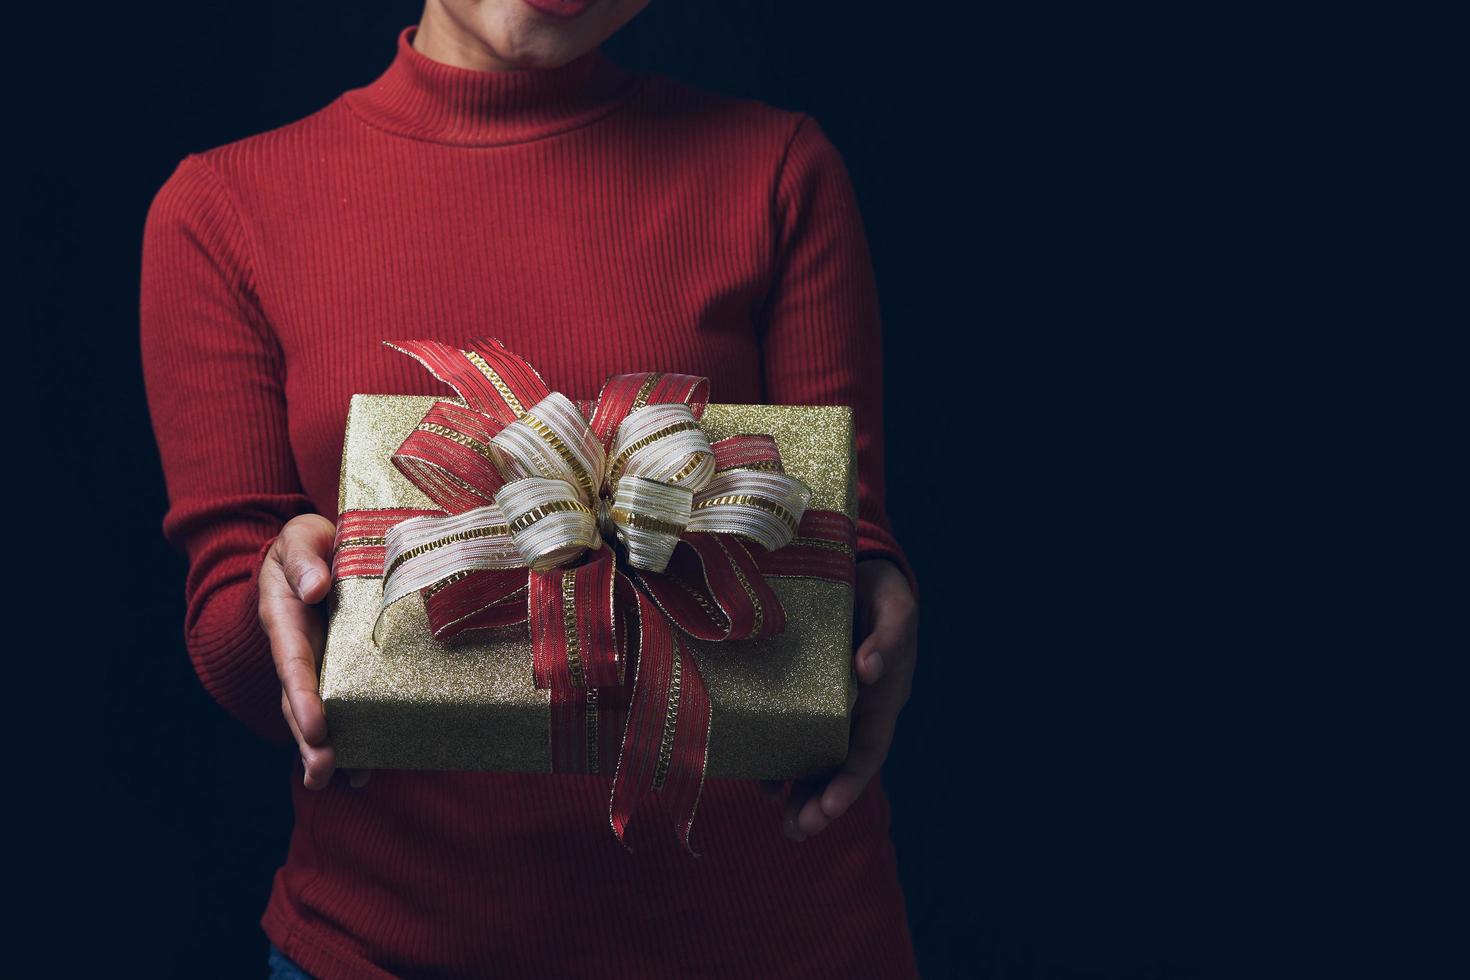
[{"x1": 320, "y1": 395, "x2": 857, "y2": 779}]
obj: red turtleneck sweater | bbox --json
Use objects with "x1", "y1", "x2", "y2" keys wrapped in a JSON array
[{"x1": 141, "y1": 25, "x2": 919, "y2": 979}]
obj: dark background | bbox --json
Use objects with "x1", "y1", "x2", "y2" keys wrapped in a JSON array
[{"x1": 22, "y1": 3, "x2": 1270, "y2": 978}]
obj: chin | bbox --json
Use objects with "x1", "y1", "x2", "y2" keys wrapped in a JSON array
[
  {"x1": 485, "y1": 27, "x2": 592, "y2": 68},
  {"x1": 476, "y1": 4, "x2": 580, "y2": 58}
]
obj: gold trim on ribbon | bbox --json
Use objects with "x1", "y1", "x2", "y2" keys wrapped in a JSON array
[
  {"x1": 609, "y1": 506, "x2": 687, "y2": 539},
  {"x1": 715, "y1": 458, "x2": 782, "y2": 474},
  {"x1": 416, "y1": 422, "x2": 496, "y2": 461},
  {"x1": 383, "y1": 522, "x2": 512, "y2": 581},
  {"x1": 792, "y1": 536, "x2": 854, "y2": 554},
  {"x1": 522, "y1": 411, "x2": 598, "y2": 505},
  {"x1": 561, "y1": 572, "x2": 585, "y2": 688},
  {"x1": 652, "y1": 641, "x2": 684, "y2": 791},
  {"x1": 507, "y1": 498, "x2": 594, "y2": 535},
  {"x1": 629, "y1": 373, "x2": 662, "y2": 414},
  {"x1": 335, "y1": 535, "x2": 387, "y2": 550},
  {"x1": 585, "y1": 685, "x2": 600, "y2": 775},
  {"x1": 464, "y1": 350, "x2": 526, "y2": 418},
  {"x1": 399, "y1": 459, "x2": 498, "y2": 504},
  {"x1": 424, "y1": 568, "x2": 474, "y2": 598},
  {"x1": 633, "y1": 570, "x2": 730, "y2": 637},
  {"x1": 692, "y1": 493, "x2": 800, "y2": 537},
  {"x1": 714, "y1": 537, "x2": 764, "y2": 636},
  {"x1": 666, "y1": 452, "x2": 706, "y2": 485},
  {"x1": 673, "y1": 577, "x2": 727, "y2": 629},
  {"x1": 430, "y1": 586, "x2": 530, "y2": 635},
  {"x1": 608, "y1": 419, "x2": 702, "y2": 482}
]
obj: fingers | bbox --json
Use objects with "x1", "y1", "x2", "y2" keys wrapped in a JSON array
[
  {"x1": 819, "y1": 683, "x2": 903, "y2": 824},
  {"x1": 780, "y1": 658, "x2": 911, "y2": 842},
  {"x1": 782, "y1": 778, "x2": 825, "y2": 842},
  {"x1": 260, "y1": 514, "x2": 339, "y2": 788},
  {"x1": 277, "y1": 514, "x2": 337, "y2": 604},
  {"x1": 261, "y1": 561, "x2": 330, "y2": 748},
  {"x1": 854, "y1": 559, "x2": 919, "y2": 686},
  {"x1": 346, "y1": 769, "x2": 372, "y2": 789},
  {"x1": 759, "y1": 779, "x2": 823, "y2": 840},
  {"x1": 280, "y1": 689, "x2": 337, "y2": 790},
  {"x1": 854, "y1": 632, "x2": 889, "y2": 686},
  {"x1": 774, "y1": 562, "x2": 919, "y2": 842},
  {"x1": 849, "y1": 585, "x2": 915, "y2": 804}
]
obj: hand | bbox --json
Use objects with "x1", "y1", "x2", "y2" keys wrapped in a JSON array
[
  {"x1": 762, "y1": 558, "x2": 918, "y2": 840},
  {"x1": 257, "y1": 514, "x2": 372, "y2": 791}
]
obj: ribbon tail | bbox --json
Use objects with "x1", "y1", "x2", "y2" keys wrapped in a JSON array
[
  {"x1": 608, "y1": 588, "x2": 712, "y2": 854},
  {"x1": 529, "y1": 548, "x2": 622, "y2": 691},
  {"x1": 532, "y1": 550, "x2": 627, "y2": 776},
  {"x1": 668, "y1": 637, "x2": 712, "y2": 854}
]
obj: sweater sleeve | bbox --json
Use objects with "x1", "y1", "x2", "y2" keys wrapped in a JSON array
[
  {"x1": 139, "y1": 154, "x2": 313, "y2": 744},
  {"x1": 756, "y1": 115, "x2": 919, "y2": 604}
]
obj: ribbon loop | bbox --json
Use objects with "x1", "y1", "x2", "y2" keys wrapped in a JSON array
[
  {"x1": 688, "y1": 470, "x2": 812, "y2": 552},
  {"x1": 375, "y1": 503, "x2": 521, "y2": 643},
  {"x1": 385, "y1": 339, "x2": 549, "y2": 423},
  {"x1": 489, "y1": 392, "x2": 606, "y2": 506},
  {"x1": 390, "y1": 400, "x2": 508, "y2": 514},
  {"x1": 495, "y1": 477, "x2": 599, "y2": 572},
  {"x1": 608, "y1": 402, "x2": 715, "y2": 490},
  {"x1": 611, "y1": 476, "x2": 694, "y2": 572},
  {"x1": 589, "y1": 371, "x2": 711, "y2": 449}
]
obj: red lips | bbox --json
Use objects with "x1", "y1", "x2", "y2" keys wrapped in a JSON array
[{"x1": 521, "y1": 0, "x2": 595, "y2": 19}]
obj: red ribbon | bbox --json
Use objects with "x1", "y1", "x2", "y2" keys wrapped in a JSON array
[{"x1": 332, "y1": 338, "x2": 855, "y2": 851}]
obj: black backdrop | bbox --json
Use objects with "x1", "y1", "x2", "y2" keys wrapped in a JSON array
[{"x1": 23, "y1": 3, "x2": 1255, "y2": 978}]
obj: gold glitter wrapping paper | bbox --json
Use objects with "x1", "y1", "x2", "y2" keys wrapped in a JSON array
[{"x1": 321, "y1": 395, "x2": 858, "y2": 780}]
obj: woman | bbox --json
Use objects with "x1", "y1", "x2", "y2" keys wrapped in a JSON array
[{"x1": 141, "y1": 2, "x2": 921, "y2": 976}]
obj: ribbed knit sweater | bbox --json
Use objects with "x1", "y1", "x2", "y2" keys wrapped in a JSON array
[{"x1": 141, "y1": 24, "x2": 919, "y2": 979}]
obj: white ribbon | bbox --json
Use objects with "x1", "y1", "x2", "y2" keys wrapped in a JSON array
[{"x1": 376, "y1": 391, "x2": 813, "y2": 634}]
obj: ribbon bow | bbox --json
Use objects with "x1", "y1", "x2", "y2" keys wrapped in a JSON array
[{"x1": 357, "y1": 339, "x2": 827, "y2": 851}]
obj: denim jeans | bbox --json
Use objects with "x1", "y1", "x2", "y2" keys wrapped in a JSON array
[{"x1": 267, "y1": 943, "x2": 313, "y2": 979}]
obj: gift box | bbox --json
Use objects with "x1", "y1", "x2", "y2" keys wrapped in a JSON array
[{"x1": 319, "y1": 340, "x2": 859, "y2": 845}]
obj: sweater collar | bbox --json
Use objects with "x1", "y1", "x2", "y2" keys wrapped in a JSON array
[{"x1": 343, "y1": 25, "x2": 640, "y2": 147}]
